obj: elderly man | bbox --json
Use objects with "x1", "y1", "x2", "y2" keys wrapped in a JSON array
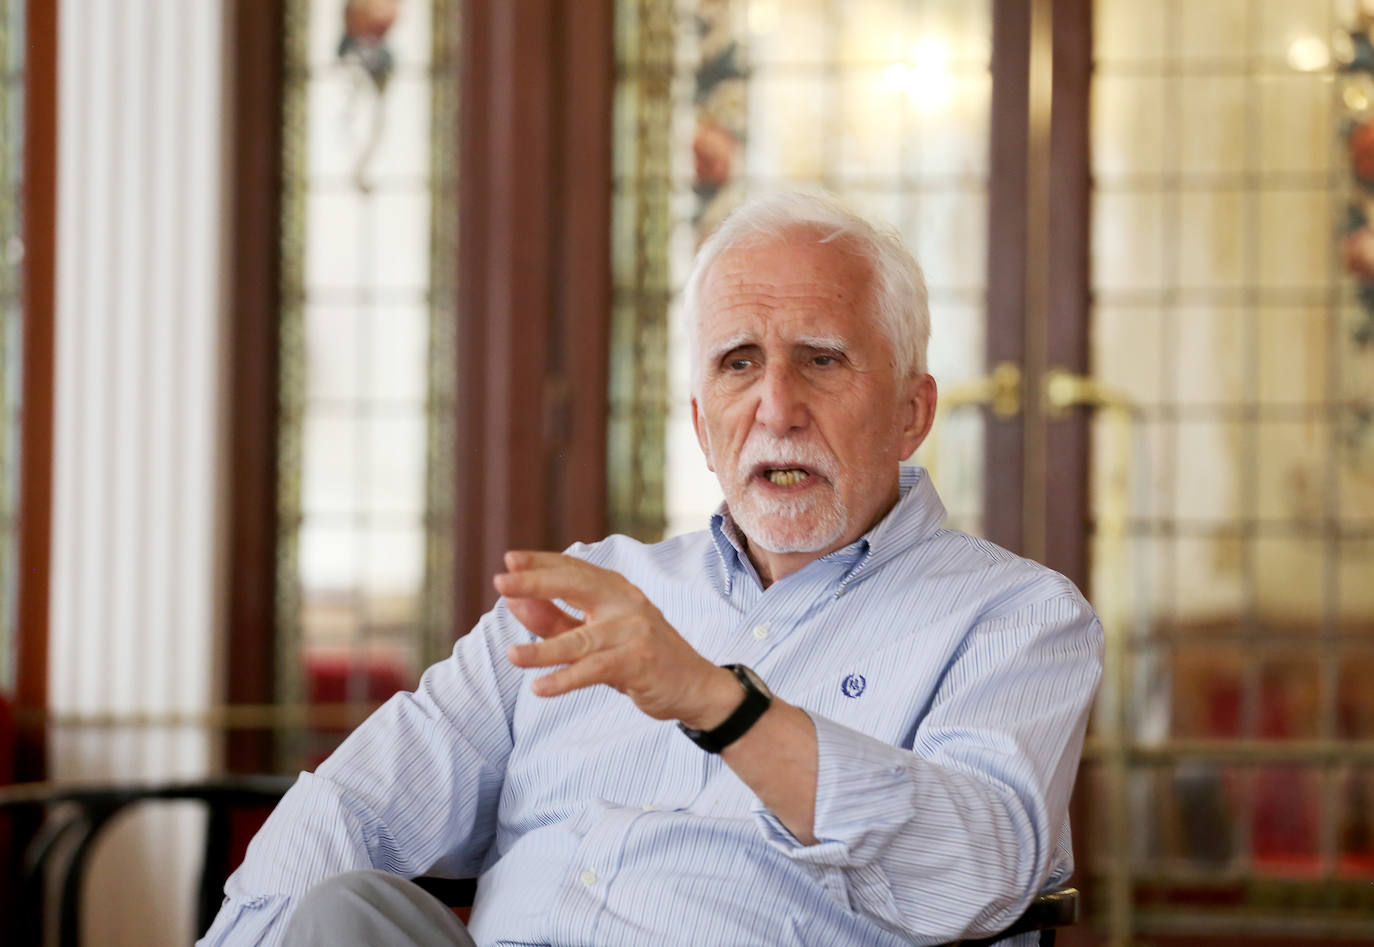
[{"x1": 201, "y1": 192, "x2": 1102, "y2": 946}]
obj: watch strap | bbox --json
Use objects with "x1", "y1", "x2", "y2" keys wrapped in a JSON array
[{"x1": 677, "y1": 664, "x2": 772, "y2": 754}]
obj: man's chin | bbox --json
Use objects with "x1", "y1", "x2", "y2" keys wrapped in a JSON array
[
  {"x1": 733, "y1": 510, "x2": 848, "y2": 556},
  {"x1": 749, "y1": 534, "x2": 833, "y2": 555}
]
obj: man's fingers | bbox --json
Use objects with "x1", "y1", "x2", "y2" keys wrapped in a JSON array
[
  {"x1": 507, "y1": 624, "x2": 594, "y2": 668},
  {"x1": 507, "y1": 618, "x2": 629, "y2": 669},
  {"x1": 504, "y1": 596, "x2": 582, "y2": 639},
  {"x1": 494, "y1": 565, "x2": 621, "y2": 613},
  {"x1": 499, "y1": 551, "x2": 644, "y2": 608},
  {"x1": 496, "y1": 550, "x2": 684, "y2": 709},
  {"x1": 503, "y1": 550, "x2": 587, "y2": 572},
  {"x1": 528, "y1": 650, "x2": 622, "y2": 698}
]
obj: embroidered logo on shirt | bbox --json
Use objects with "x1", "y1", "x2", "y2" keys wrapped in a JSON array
[{"x1": 840, "y1": 673, "x2": 867, "y2": 698}]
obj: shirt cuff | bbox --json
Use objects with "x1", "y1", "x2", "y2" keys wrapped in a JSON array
[{"x1": 196, "y1": 894, "x2": 291, "y2": 947}]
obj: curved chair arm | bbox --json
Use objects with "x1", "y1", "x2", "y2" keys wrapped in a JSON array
[
  {"x1": 0, "y1": 776, "x2": 296, "y2": 947},
  {"x1": 953, "y1": 886, "x2": 1079, "y2": 946}
]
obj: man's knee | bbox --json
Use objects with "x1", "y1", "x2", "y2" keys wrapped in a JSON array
[
  {"x1": 296, "y1": 869, "x2": 395, "y2": 914},
  {"x1": 285, "y1": 869, "x2": 474, "y2": 947}
]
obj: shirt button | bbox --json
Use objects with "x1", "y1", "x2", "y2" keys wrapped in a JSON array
[
  {"x1": 752, "y1": 623, "x2": 769, "y2": 640},
  {"x1": 579, "y1": 869, "x2": 597, "y2": 886}
]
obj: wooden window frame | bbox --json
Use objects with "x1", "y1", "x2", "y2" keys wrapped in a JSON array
[
  {"x1": 453, "y1": 0, "x2": 613, "y2": 629},
  {"x1": 984, "y1": 0, "x2": 1092, "y2": 591},
  {"x1": 13, "y1": 0, "x2": 59, "y2": 786},
  {"x1": 223, "y1": 0, "x2": 614, "y2": 771},
  {"x1": 224, "y1": 0, "x2": 287, "y2": 773}
]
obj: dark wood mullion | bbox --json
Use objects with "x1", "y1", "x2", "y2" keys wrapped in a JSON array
[
  {"x1": 14, "y1": 0, "x2": 58, "y2": 787},
  {"x1": 456, "y1": 0, "x2": 556, "y2": 628},
  {"x1": 5, "y1": 4, "x2": 59, "y2": 934},
  {"x1": 224, "y1": 0, "x2": 287, "y2": 773},
  {"x1": 453, "y1": 0, "x2": 492, "y2": 632},
  {"x1": 1043, "y1": 5, "x2": 1097, "y2": 944},
  {"x1": 483, "y1": 0, "x2": 555, "y2": 563},
  {"x1": 1044, "y1": 0, "x2": 1093, "y2": 592},
  {"x1": 550, "y1": 0, "x2": 612, "y2": 551},
  {"x1": 983, "y1": 0, "x2": 1031, "y2": 554},
  {"x1": 454, "y1": 0, "x2": 614, "y2": 631}
]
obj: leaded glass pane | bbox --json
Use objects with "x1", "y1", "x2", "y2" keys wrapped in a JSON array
[
  {"x1": 0, "y1": 0, "x2": 23, "y2": 696},
  {"x1": 278, "y1": 0, "x2": 458, "y2": 765},
  {"x1": 612, "y1": 0, "x2": 993, "y2": 543},
  {"x1": 1088, "y1": 0, "x2": 1374, "y2": 932}
]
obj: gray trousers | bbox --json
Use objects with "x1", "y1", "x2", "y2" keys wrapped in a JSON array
[{"x1": 283, "y1": 869, "x2": 479, "y2": 947}]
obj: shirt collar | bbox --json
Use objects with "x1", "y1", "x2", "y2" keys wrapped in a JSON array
[
  {"x1": 708, "y1": 505, "x2": 752, "y2": 594},
  {"x1": 707, "y1": 466, "x2": 948, "y2": 596}
]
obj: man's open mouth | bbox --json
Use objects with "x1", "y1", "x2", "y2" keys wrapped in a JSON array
[{"x1": 761, "y1": 467, "x2": 813, "y2": 487}]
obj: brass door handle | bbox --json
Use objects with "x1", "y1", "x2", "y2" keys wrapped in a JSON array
[
  {"x1": 1043, "y1": 366, "x2": 1137, "y2": 417},
  {"x1": 938, "y1": 364, "x2": 1138, "y2": 420},
  {"x1": 939, "y1": 361, "x2": 1022, "y2": 418}
]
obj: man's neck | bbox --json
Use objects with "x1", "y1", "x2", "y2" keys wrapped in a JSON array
[
  {"x1": 743, "y1": 487, "x2": 902, "y2": 588},
  {"x1": 745, "y1": 544, "x2": 819, "y2": 589}
]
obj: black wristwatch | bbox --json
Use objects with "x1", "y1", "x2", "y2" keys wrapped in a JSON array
[{"x1": 678, "y1": 664, "x2": 773, "y2": 754}]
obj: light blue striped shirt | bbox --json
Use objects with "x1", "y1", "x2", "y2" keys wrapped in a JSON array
[{"x1": 201, "y1": 467, "x2": 1102, "y2": 946}]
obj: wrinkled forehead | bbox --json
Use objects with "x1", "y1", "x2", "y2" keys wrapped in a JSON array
[{"x1": 697, "y1": 234, "x2": 879, "y2": 339}]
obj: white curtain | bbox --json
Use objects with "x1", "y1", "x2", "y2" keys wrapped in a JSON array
[{"x1": 51, "y1": 0, "x2": 227, "y2": 944}]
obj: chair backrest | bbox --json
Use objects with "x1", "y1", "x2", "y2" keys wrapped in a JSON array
[{"x1": 0, "y1": 776, "x2": 294, "y2": 947}]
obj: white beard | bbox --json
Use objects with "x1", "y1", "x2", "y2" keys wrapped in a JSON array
[
  {"x1": 722, "y1": 435, "x2": 850, "y2": 553},
  {"x1": 732, "y1": 486, "x2": 849, "y2": 554}
]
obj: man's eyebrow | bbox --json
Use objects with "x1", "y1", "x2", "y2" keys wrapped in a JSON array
[
  {"x1": 704, "y1": 333, "x2": 755, "y2": 363},
  {"x1": 794, "y1": 334, "x2": 848, "y2": 351}
]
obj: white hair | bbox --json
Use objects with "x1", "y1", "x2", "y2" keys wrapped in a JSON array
[{"x1": 681, "y1": 190, "x2": 931, "y2": 394}]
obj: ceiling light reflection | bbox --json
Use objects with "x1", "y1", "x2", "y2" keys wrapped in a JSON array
[
  {"x1": 883, "y1": 37, "x2": 955, "y2": 112},
  {"x1": 1287, "y1": 35, "x2": 1330, "y2": 72}
]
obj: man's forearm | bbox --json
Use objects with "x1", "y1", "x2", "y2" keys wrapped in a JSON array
[
  {"x1": 669, "y1": 663, "x2": 820, "y2": 843},
  {"x1": 718, "y1": 698, "x2": 819, "y2": 844}
]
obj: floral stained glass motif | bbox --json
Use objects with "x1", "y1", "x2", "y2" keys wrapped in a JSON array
[{"x1": 1336, "y1": 8, "x2": 1374, "y2": 473}]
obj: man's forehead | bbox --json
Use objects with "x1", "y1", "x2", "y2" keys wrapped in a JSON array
[
  {"x1": 707, "y1": 234, "x2": 867, "y2": 283},
  {"x1": 698, "y1": 239, "x2": 876, "y2": 338}
]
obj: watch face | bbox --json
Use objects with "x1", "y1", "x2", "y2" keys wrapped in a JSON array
[{"x1": 737, "y1": 665, "x2": 773, "y2": 700}]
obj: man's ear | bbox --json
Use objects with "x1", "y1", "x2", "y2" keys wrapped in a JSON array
[
  {"x1": 691, "y1": 397, "x2": 716, "y2": 472},
  {"x1": 898, "y1": 374, "x2": 938, "y2": 460}
]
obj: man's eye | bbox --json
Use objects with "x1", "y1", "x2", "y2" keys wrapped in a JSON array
[
  {"x1": 727, "y1": 358, "x2": 752, "y2": 371},
  {"x1": 813, "y1": 354, "x2": 837, "y2": 367}
]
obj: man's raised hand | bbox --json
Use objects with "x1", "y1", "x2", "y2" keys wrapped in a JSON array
[{"x1": 494, "y1": 551, "x2": 737, "y2": 729}]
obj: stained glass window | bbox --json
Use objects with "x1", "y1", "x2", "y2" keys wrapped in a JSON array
[
  {"x1": 0, "y1": 0, "x2": 23, "y2": 695},
  {"x1": 612, "y1": 0, "x2": 994, "y2": 542},
  {"x1": 1085, "y1": 0, "x2": 1374, "y2": 931},
  {"x1": 277, "y1": 0, "x2": 458, "y2": 763}
]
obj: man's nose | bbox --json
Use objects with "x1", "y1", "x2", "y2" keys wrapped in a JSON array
[{"x1": 755, "y1": 364, "x2": 809, "y2": 435}]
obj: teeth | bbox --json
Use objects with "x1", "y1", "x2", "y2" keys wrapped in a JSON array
[{"x1": 766, "y1": 468, "x2": 809, "y2": 487}]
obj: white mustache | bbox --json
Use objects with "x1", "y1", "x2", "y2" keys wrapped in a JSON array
[{"x1": 737, "y1": 437, "x2": 839, "y2": 481}]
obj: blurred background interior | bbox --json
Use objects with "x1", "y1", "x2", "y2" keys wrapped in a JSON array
[{"x1": 0, "y1": 0, "x2": 1372, "y2": 944}]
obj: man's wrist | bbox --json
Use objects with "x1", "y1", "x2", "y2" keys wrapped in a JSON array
[
  {"x1": 678, "y1": 665, "x2": 745, "y2": 732},
  {"x1": 678, "y1": 665, "x2": 775, "y2": 754}
]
